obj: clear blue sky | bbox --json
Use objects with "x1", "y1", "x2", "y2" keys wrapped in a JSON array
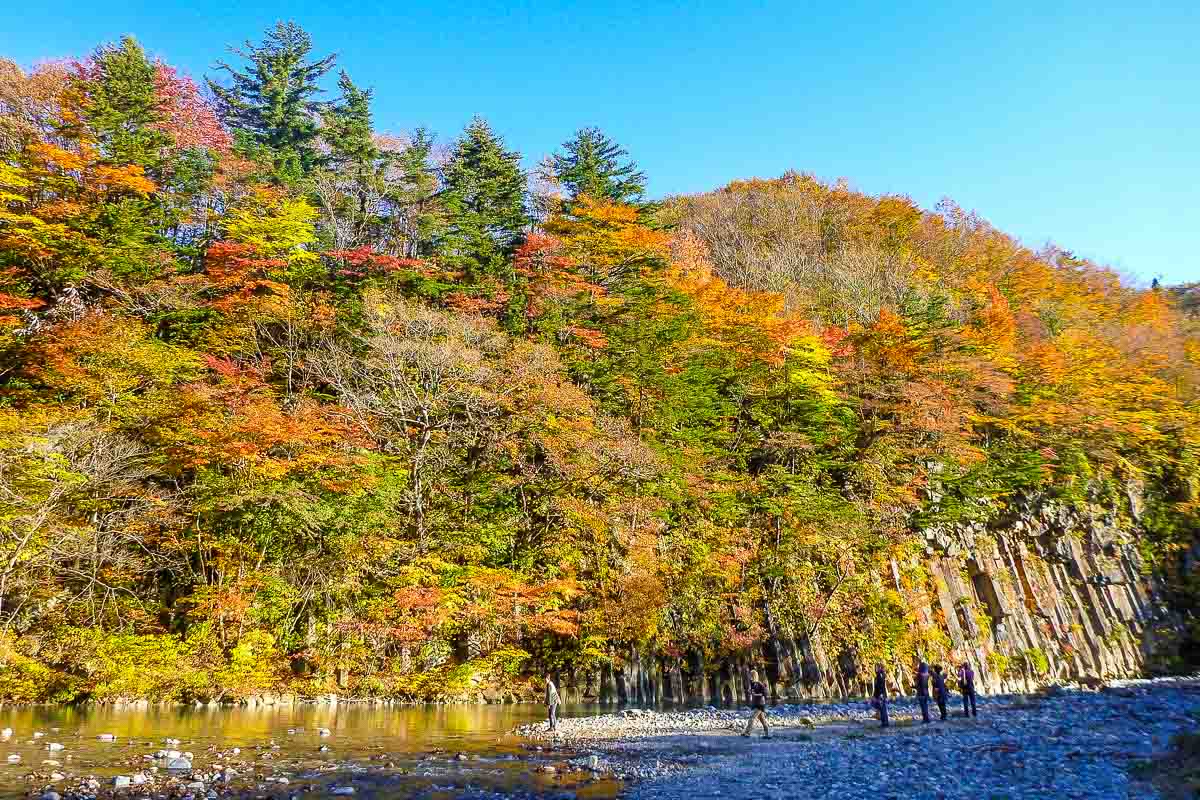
[{"x1": 4, "y1": 0, "x2": 1197, "y2": 284}]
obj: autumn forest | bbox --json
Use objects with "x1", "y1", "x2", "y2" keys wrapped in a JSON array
[{"x1": 0, "y1": 23, "x2": 1197, "y2": 703}]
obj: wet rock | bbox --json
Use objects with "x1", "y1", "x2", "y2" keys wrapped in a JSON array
[
  {"x1": 166, "y1": 756, "x2": 192, "y2": 770},
  {"x1": 6, "y1": 754, "x2": 19, "y2": 763},
  {"x1": 330, "y1": 787, "x2": 355, "y2": 795},
  {"x1": 98, "y1": 734, "x2": 117, "y2": 742},
  {"x1": 47, "y1": 742, "x2": 65, "y2": 751},
  {"x1": 113, "y1": 776, "x2": 132, "y2": 788}
]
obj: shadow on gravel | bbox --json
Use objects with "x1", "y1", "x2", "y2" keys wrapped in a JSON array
[{"x1": 1131, "y1": 726, "x2": 1200, "y2": 800}]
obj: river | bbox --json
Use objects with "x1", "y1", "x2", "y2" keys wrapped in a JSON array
[{"x1": 0, "y1": 703, "x2": 621, "y2": 799}]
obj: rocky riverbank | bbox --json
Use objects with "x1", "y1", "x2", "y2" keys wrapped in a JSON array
[{"x1": 518, "y1": 676, "x2": 1200, "y2": 799}]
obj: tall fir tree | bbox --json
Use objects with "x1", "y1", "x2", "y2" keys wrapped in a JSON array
[
  {"x1": 207, "y1": 21, "x2": 336, "y2": 182},
  {"x1": 322, "y1": 71, "x2": 376, "y2": 175},
  {"x1": 390, "y1": 127, "x2": 443, "y2": 258},
  {"x1": 438, "y1": 116, "x2": 526, "y2": 278},
  {"x1": 80, "y1": 36, "x2": 170, "y2": 171},
  {"x1": 551, "y1": 127, "x2": 646, "y2": 205}
]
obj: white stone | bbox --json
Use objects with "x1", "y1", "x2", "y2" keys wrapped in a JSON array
[
  {"x1": 0, "y1": 728, "x2": 11, "y2": 738},
  {"x1": 318, "y1": 727, "x2": 332, "y2": 736},
  {"x1": 166, "y1": 756, "x2": 192, "y2": 770},
  {"x1": 131, "y1": 772, "x2": 148, "y2": 785},
  {"x1": 113, "y1": 776, "x2": 132, "y2": 788},
  {"x1": 331, "y1": 787, "x2": 355, "y2": 795},
  {"x1": 6, "y1": 754, "x2": 19, "y2": 763},
  {"x1": 98, "y1": 733, "x2": 117, "y2": 741},
  {"x1": 47, "y1": 742, "x2": 65, "y2": 751}
]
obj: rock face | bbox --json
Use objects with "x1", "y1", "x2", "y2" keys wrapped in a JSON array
[{"x1": 553, "y1": 494, "x2": 1167, "y2": 705}]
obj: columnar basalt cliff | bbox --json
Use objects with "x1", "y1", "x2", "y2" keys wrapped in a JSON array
[{"x1": 551, "y1": 497, "x2": 1165, "y2": 707}]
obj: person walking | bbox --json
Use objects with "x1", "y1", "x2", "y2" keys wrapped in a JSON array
[
  {"x1": 545, "y1": 675, "x2": 561, "y2": 732},
  {"x1": 741, "y1": 669, "x2": 771, "y2": 738},
  {"x1": 915, "y1": 661, "x2": 931, "y2": 724},
  {"x1": 872, "y1": 663, "x2": 889, "y2": 728},
  {"x1": 957, "y1": 662, "x2": 978, "y2": 717},
  {"x1": 931, "y1": 664, "x2": 949, "y2": 721}
]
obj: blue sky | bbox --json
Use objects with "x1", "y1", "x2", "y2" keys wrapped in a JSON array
[{"x1": 4, "y1": 0, "x2": 1197, "y2": 284}]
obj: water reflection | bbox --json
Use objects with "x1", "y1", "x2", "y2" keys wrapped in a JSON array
[{"x1": 0, "y1": 704, "x2": 612, "y2": 798}]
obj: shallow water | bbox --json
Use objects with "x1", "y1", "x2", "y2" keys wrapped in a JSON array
[{"x1": 0, "y1": 703, "x2": 619, "y2": 798}]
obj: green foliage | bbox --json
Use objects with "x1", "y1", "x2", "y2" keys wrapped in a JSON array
[
  {"x1": 208, "y1": 21, "x2": 337, "y2": 181},
  {"x1": 79, "y1": 36, "x2": 171, "y2": 170},
  {"x1": 438, "y1": 117, "x2": 527, "y2": 278},
  {"x1": 552, "y1": 127, "x2": 647, "y2": 205}
]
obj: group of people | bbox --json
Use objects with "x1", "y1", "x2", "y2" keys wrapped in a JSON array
[
  {"x1": 743, "y1": 661, "x2": 979, "y2": 737},
  {"x1": 541, "y1": 660, "x2": 981, "y2": 737},
  {"x1": 871, "y1": 661, "x2": 979, "y2": 729}
]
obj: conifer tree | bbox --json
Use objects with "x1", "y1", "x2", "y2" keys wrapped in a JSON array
[
  {"x1": 551, "y1": 126, "x2": 646, "y2": 204},
  {"x1": 81, "y1": 36, "x2": 170, "y2": 171},
  {"x1": 438, "y1": 116, "x2": 526, "y2": 278},
  {"x1": 322, "y1": 71, "x2": 376, "y2": 175},
  {"x1": 390, "y1": 127, "x2": 443, "y2": 258},
  {"x1": 207, "y1": 21, "x2": 336, "y2": 182}
]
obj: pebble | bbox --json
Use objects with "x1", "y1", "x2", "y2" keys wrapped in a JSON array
[
  {"x1": 47, "y1": 742, "x2": 65, "y2": 751},
  {"x1": 6, "y1": 754, "x2": 19, "y2": 763},
  {"x1": 98, "y1": 733, "x2": 117, "y2": 741},
  {"x1": 331, "y1": 786, "x2": 355, "y2": 795},
  {"x1": 113, "y1": 776, "x2": 132, "y2": 788}
]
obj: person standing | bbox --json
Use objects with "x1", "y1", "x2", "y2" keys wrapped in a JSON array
[
  {"x1": 957, "y1": 662, "x2": 978, "y2": 717},
  {"x1": 872, "y1": 663, "x2": 889, "y2": 728},
  {"x1": 545, "y1": 675, "x2": 561, "y2": 732},
  {"x1": 741, "y1": 669, "x2": 771, "y2": 738},
  {"x1": 931, "y1": 665, "x2": 949, "y2": 721},
  {"x1": 915, "y1": 661, "x2": 931, "y2": 723}
]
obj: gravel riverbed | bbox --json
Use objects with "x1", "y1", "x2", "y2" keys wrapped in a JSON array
[{"x1": 517, "y1": 676, "x2": 1200, "y2": 799}]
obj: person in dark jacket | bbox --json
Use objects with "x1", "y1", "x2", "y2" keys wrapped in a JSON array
[
  {"x1": 872, "y1": 664, "x2": 889, "y2": 728},
  {"x1": 741, "y1": 669, "x2": 771, "y2": 738},
  {"x1": 545, "y1": 676, "x2": 561, "y2": 732},
  {"x1": 931, "y1": 665, "x2": 948, "y2": 721},
  {"x1": 957, "y1": 662, "x2": 978, "y2": 717},
  {"x1": 915, "y1": 661, "x2": 931, "y2": 723}
]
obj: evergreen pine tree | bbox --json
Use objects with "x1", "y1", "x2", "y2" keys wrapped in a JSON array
[
  {"x1": 390, "y1": 127, "x2": 443, "y2": 258},
  {"x1": 551, "y1": 127, "x2": 646, "y2": 204},
  {"x1": 82, "y1": 36, "x2": 171, "y2": 171},
  {"x1": 207, "y1": 21, "x2": 336, "y2": 182},
  {"x1": 438, "y1": 117, "x2": 526, "y2": 278},
  {"x1": 322, "y1": 71, "x2": 376, "y2": 175}
]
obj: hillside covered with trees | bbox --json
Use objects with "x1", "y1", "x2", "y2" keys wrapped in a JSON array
[{"x1": 0, "y1": 24, "x2": 1196, "y2": 704}]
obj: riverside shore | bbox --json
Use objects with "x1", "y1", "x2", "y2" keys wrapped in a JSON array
[
  {"x1": 5, "y1": 677, "x2": 1198, "y2": 799},
  {"x1": 517, "y1": 676, "x2": 1200, "y2": 799}
]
